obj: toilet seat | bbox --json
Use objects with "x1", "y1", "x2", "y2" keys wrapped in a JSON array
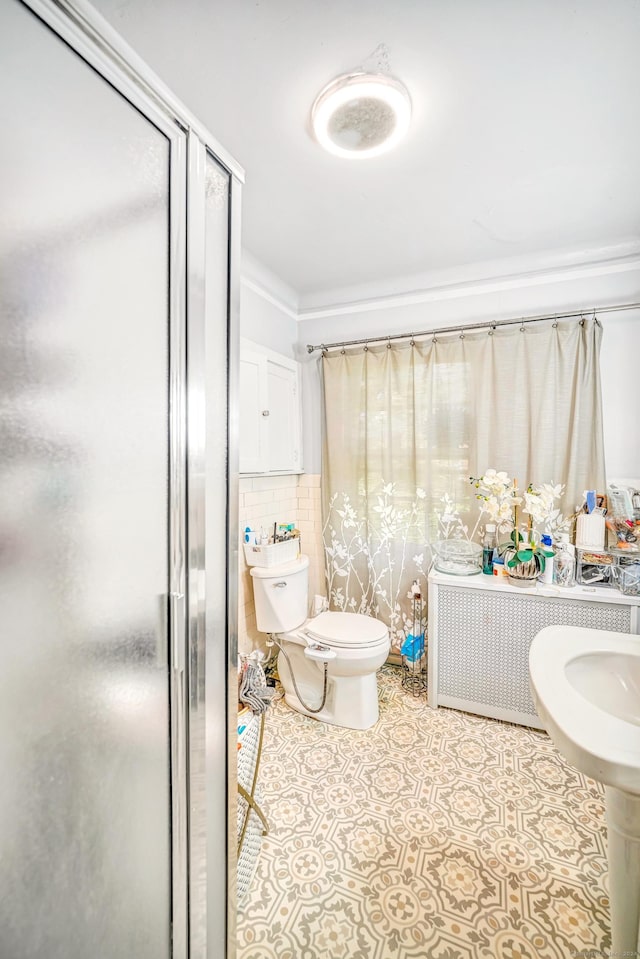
[{"x1": 304, "y1": 611, "x2": 388, "y2": 650}]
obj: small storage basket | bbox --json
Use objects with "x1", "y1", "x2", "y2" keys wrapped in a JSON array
[{"x1": 243, "y1": 537, "x2": 300, "y2": 567}]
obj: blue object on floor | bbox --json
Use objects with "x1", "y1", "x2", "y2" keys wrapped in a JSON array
[{"x1": 401, "y1": 633, "x2": 425, "y2": 662}]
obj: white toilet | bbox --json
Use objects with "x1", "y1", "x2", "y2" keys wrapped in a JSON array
[{"x1": 250, "y1": 554, "x2": 390, "y2": 729}]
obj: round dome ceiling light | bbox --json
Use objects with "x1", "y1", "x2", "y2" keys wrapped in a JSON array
[{"x1": 311, "y1": 72, "x2": 412, "y2": 159}]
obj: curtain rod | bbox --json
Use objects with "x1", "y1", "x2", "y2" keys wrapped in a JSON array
[{"x1": 306, "y1": 301, "x2": 640, "y2": 354}]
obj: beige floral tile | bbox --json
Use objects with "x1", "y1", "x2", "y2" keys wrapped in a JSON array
[{"x1": 238, "y1": 667, "x2": 610, "y2": 959}]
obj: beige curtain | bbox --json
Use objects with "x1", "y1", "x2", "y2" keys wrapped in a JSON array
[{"x1": 321, "y1": 317, "x2": 605, "y2": 652}]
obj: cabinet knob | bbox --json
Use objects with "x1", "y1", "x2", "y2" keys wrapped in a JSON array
[{"x1": 261, "y1": 409, "x2": 270, "y2": 417}]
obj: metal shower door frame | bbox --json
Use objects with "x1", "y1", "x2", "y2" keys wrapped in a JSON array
[{"x1": 16, "y1": 1, "x2": 242, "y2": 957}]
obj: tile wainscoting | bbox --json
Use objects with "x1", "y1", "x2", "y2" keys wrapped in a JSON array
[{"x1": 238, "y1": 474, "x2": 325, "y2": 655}]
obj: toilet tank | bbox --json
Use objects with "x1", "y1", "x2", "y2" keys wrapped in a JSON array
[{"x1": 249, "y1": 555, "x2": 310, "y2": 633}]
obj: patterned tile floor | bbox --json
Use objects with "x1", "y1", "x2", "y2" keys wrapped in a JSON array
[{"x1": 237, "y1": 666, "x2": 610, "y2": 959}]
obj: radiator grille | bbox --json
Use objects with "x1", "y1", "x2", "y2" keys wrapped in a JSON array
[{"x1": 437, "y1": 586, "x2": 632, "y2": 716}]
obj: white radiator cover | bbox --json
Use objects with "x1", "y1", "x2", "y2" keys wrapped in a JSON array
[{"x1": 428, "y1": 571, "x2": 640, "y2": 728}]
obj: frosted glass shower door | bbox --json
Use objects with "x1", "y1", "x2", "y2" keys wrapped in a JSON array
[{"x1": 0, "y1": 2, "x2": 178, "y2": 957}]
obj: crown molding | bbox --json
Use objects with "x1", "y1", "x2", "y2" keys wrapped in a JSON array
[
  {"x1": 295, "y1": 241, "x2": 640, "y2": 320},
  {"x1": 240, "y1": 249, "x2": 299, "y2": 320}
]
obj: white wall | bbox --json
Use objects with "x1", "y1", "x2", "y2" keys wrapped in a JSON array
[
  {"x1": 240, "y1": 251, "x2": 299, "y2": 356},
  {"x1": 296, "y1": 264, "x2": 640, "y2": 479},
  {"x1": 238, "y1": 263, "x2": 326, "y2": 654}
]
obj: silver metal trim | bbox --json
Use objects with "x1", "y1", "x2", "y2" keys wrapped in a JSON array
[
  {"x1": 25, "y1": 0, "x2": 245, "y2": 181},
  {"x1": 18, "y1": 5, "x2": 244, "y2": 957},
  {"x1": 306, "y1": 301, "x2": 640, "y2": 353},
  {"x1": 168, "y1": 131, "x2": 189, "y2": 959},
  {"x1": 23, "y1": 0, "x2": 186, "y2": 144},
  {"x1": 226, "y1": 173, "x2": 243, "y2": 959},
  {"x1": 186, "y1": 129, "x2": 208, "y2": 959}
]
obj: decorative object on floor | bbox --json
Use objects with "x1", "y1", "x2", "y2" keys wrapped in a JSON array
[
  {"x1": 400, "y1": 580, "x2": 427, "y2": 695},
  {"x1": 470, "y1": 470, "x2": 570, "y2": 586},
  {"x1": 237, "y1": 666, "x2": 611, "y2": 959}
]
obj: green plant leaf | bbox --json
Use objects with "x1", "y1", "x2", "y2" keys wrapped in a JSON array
[
  {"x1": 538, "y1": 556, "x2": 546, "y2": 573},
  {"x1": 507, "y1": 557, "x2": 518, "y2": 568},
  {"x1": 517, "y1": 549, "x2": 533, "y2": 562}
]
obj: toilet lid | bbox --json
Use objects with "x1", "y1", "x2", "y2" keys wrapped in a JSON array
[{"x1": 305, "y1": 611, "x2": 389, "y2": 649}]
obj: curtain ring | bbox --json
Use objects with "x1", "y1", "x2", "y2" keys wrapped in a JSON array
[
  {"x1": 432, "y1": 335, "x2": 437, "y2": 344},
  {"x1": 520, "y1": 321, "x2": 526, "y2": 332},
  {"x1": 409, "y1": 335, "x2": 415, "y2": 346},
  {"x1": 488, "y1": 323, "x2": 496, "y2": 336},
  {"x1": 363, "y1": 341, "x2": 369, "y2": 352},
  {"x1": 387, "y1": 337, "x2": 392, "y2": 350},
  {"x1": 580, "y1": 315, "x2": 586, "y2": 327},
  {"x1": 552, "y1": 314, "x2": 558, "y2": 328},
  {"x1": 459, "y1": 330, "x2": 465, "y2": 339},
  {"x1": 340, "y1": 344, "x2": 346, "y2": 355}
]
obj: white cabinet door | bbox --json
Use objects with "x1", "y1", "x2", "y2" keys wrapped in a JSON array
[
  {"x1": 239, "y1": 351, "x2": 266, "y2": 473},
  {"x1": 266, "y1": 359, "x2": 300, "y2": 472},
  {"x1": 239, "y1": 343, "x2": 302, "y2": 474}
]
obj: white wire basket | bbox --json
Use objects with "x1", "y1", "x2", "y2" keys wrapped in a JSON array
[{"x1": 243, "y1": 537, "x2": 300, "y2": 567}]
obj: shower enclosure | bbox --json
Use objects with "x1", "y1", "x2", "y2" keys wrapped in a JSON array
[{"x1": 0, "y1": 1, "x2": 240, "y2": 956}]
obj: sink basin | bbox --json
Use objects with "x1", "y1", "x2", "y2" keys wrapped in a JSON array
[
  {"x1": 529, "y1": 626, "x2": 640, "y2": 795},
  {"x1": 530, "y1": 626, "x2": 640, "y2": 955},
  {"x1": 566, "y1": 651, "x2": 640, "y2": 727}
]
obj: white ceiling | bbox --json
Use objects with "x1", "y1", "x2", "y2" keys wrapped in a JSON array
[{"x1": 93, "y1": 0, "x2": 640, "y2": 310}]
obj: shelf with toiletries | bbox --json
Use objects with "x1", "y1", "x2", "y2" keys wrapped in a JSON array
[{"x1": 239, "y1": 339, "x2": 303, "y2": 475}]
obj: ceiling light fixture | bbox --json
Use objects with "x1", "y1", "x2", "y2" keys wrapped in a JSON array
[{"x1": 311, "y1": 72, "x2": 412, "y2": 160}]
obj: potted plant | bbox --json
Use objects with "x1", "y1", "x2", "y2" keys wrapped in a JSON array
[{"x1": 470, "y1": 471, "x2": 567, "y2": 586}]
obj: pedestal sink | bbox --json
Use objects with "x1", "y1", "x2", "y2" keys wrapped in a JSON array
[{"x1": 529, "y1": 626, "x2": 640, "y2": 956}]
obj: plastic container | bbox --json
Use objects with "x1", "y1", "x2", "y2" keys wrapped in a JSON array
[
  {"x1": 492, "y1": 557, "x2": 506, "y2": 577},
  {"x1": 243, "y1": 537, "x2": 300, "y2": 567},
  {"x1": 539, "y1": 534, "x2": 554, "y2": 585},
  {"x1": 575, "y1": 548, "x2": 614, "y2": 587},
  {"x1": 617, "y1": 562, "x2": 640, "y2": 596},
  {"x1": 482, "y1": 524, "x2": 497, "y2": 575},
  {"x1": 554, "y1": 538, "x2": 576, "y2": 588},
  {"x1": 576, "y1": 513, "x2": 605, "y2": 550}
]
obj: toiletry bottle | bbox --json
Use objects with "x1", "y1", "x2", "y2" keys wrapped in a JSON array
[
  {"x1": 539, "y1": 534, "x2": 554, "y2": 585},
  {"x1": 482, "y1": 524, "x2": 497, "y2": 575},
  {"x1": 554, "y1": 534, "x2": 575, "y2": 588}
]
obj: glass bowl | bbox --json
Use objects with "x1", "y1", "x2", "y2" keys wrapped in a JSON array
[{"x1": 433, "y1": 539, "x2": 482, "y2": 576}]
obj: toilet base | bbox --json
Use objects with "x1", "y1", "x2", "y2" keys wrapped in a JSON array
[{"x1": 282, "y1": 671, "x2": 381, "y2": 730}]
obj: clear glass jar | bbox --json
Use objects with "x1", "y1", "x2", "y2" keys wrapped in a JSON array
[{"x1": 555, "y1": 542, "x2": 576, "y2": 588}]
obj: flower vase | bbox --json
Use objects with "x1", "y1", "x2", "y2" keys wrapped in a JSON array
[{"x1": 503, "y1": 532, "x2": 541, "y2": 587}]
